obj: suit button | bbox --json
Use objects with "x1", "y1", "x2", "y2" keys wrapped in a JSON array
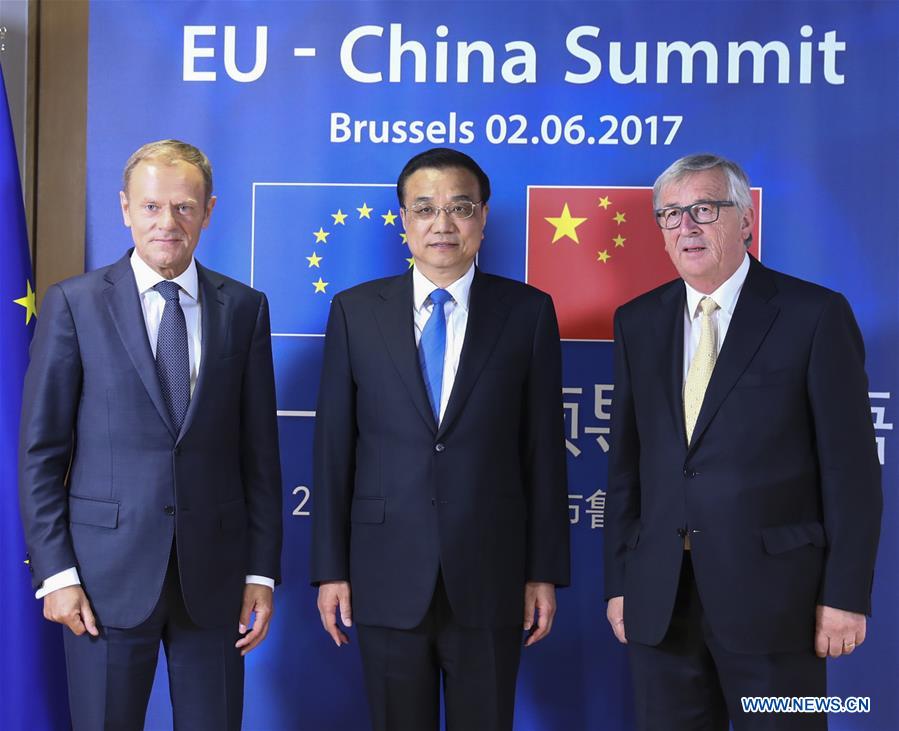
[
  {"x1": 683, "y1": 467, "x2": 696, "y2": 478},
  {"x1": 676, "y1": 528, "x2": 687, "y2": 538},
  {"x1": 163, "y1": 505, "x2": 176, "y2": 516},
  {"x1": 435, "y1": 443, "x2": 445, "y2": 453},
  {"x1": 431, "y1": 498, "x2": 436, "y2": 506},
  {"x1": 174, "y1": 446, "x2": 181, "y2": 456}
]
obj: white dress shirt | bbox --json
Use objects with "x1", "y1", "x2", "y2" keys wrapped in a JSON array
[
  {"x1": 682, "y1": 253, "x2": 750, "y2": 384},
  {"x1": 36, "y1": 250, "x2": 272, "y2": 599},
  {"x1": 412, "y1": 263, "x2": 475, "y2": 424}
]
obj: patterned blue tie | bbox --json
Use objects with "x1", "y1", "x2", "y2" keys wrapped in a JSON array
[
  {"x1": 419, "y1": 288, "x2": 453, "y2": 421},
  {"x1": 154, "y1": 280, "x2": 190, "y2": 432}
]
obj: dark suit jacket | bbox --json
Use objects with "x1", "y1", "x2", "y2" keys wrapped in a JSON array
[
  {"x1": 310, "y1": 268, "x2": 570, "y2": 629},
  {"x1": 19, "y1": 252, "x2": 282, "y2": 630},
  {"x1": 605, "y1": 256, "x2": 882, "y2": 654}
]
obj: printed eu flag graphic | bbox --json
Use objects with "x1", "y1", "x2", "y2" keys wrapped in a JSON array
[
  {"x1": 0, "y1": 68, "x2": 69, "y2": 728},
  {"x1": 526, "y1": 186, "x2": 761, "y2": 340},
  {"x1": 252, "y1": 183, "x2": 411, "y2": 334}
]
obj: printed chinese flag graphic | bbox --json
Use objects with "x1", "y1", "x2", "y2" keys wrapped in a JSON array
[{"x1": 526, "y1": 187, "x2": 761, "y2": 340}]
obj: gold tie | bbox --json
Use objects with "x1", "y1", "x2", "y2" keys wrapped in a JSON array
[{"x1": 683, "y1": 296, "x2": 720, "y2": 444}]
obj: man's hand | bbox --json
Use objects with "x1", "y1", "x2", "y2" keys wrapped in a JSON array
[
  {"x1": 606, "y1": 595, "x2": 626, "y2": 644},
  {"x1": 43, "y1": 586, "x2": 99, "y2": 637},
  {"x1": 815, "y1": 605, "x2": 866, "y2": 658},
  {"x1": 523, "y1": 581, "x2": 557, "y2": 647},
  {"x1": 235, "y1": 584, "x2": 274, "y2": 656},
  {"x1": 317, "y1": 581, "x2": 352, "y2": 647}
]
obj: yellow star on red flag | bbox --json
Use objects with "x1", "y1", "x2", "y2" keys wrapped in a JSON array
[{"x1": 545, "y1": 203, "x2": 588, "y2": 244}]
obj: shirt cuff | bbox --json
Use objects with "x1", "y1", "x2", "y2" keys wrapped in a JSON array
[
  {"x1": 245, "y1": 575, "x2": 275, "y2": 590},
  {"x1": 36, "y1": 567, "x2": 81, "y2": 599}
]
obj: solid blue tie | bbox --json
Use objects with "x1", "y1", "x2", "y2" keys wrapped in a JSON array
[
  {"x1": 154, "y1": 280, "x2": 191, "y2": 432},
  {"x1": 419, "y1": 288, "x2": 453, "y2": 421}
]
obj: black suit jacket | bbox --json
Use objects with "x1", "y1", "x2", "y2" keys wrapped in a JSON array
[
  {"x1": 19, "y1": 252, "x2": 282, "y2": 629},
  {"x1": 310, "y1": 268, "x2": 570, "y2": 629},
  {"x1": 605, "y1": 257, "x2": 881, "y2": 654}
]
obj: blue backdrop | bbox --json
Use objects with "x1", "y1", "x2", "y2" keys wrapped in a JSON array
[{"x1": 80, "y1": 2, "x2": 897, "y2": 729}]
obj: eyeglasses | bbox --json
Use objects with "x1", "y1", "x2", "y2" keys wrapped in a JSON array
[
  {"x1": 403, "y1": 201, "x2": 483, "y2": 221},
  {"x1": 654, "y1": 200, "x2": 735, "y2": 229}
]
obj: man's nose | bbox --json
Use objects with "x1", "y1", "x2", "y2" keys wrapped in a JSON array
[
  {"x1": 431, "y1": 208, "x2": 457, "y2": 231},
  {"x1": 158, "y1": 205, "x2": 176, "y2": 228},
  {"x1": 677, "y1": 210, "x2": 701, "y2": 235}
]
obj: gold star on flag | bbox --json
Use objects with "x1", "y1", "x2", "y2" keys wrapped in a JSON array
[
  {"x1": 613, "y1": 234, "x2": 626, "y2": 248},
  {"x1": 382, "y1": 210, "x2": 398, "y2": 226},
  {"x1": 312, "y1": 277, "x2": 329, "y2": 293},
  {"x1": 331, "y1": 209, "x2": 348, "y2": 225},
  {"x1": 613, "y1": 211, "x2": 626, "y2": 225},
  {"x1": 306, "y1": 252, "x2": 323, "y2": 268},
  {"x1": 313, "y1": 227, "x2": 330, "y2": 243},
  {"x1": 357, "y1": 202, "x2": 373, "y2": 219},
  {"x1": 406, "y1": 257, "x2": 415, "y2": 269},
  {"x1": 400, "y1": 233, "x2": 408, "y2": 244},
  {"x1": 13, "y1": 280, "x2": 37, "y2": 325},
  {"x1": 545, "y1": 203, "x2": 588, "y2": 244},
  {"x1": 597, "y1": 250, "x2": 611, "y2": 263},
  {"x1": 598, "y1": 196, "x2": 611, "y2": 210}
]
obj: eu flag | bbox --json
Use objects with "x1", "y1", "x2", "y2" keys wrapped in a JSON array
[{"x1": 0, "y1": 67, "x2": 70, "y2": 729}]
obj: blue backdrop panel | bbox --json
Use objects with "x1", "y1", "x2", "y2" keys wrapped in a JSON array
[{"x1": 81, "y1": 2, "x2": 897, "y2": 729}]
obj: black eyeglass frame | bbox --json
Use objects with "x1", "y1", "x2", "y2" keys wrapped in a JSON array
[{"x1": 654, "y1": 200, "x2": 736, "y2": 229}]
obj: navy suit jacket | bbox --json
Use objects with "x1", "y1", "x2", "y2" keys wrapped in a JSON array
[
  {"x1": 310, "y1": 268, "x2": 570, "y2": 629},
  {"x1": 19, "y1": 252, "x2": 282, "y2": 629},
  {"x1": 604, "y1": 256, "x2": 882, "y2": 654}
]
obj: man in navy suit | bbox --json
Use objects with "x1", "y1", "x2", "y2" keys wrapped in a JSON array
[
  {"x1": 311, "y1": 148, "x2": 570, "y2": 730},
  {"x1": 19, "y1": 140, "x2": 282, "y2": 730},
  {"x1": 604, "y1": 154, "x2": 882, "y2": 730}
]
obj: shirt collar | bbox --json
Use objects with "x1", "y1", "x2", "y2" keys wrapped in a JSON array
[
  {"x1": 412, "y1": 263, "x2": 475, "y2": 313},
  {"x1": 130, "y1": 249, "x2": 199, "y2": 302},
  {"x1": 684, "y1": 253, "x2": 749, "y2": 319}
]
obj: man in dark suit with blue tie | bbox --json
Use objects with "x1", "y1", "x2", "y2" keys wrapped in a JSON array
[
  {"x1": 18, "y1": 140, "x2": 282, "y2": 730},
  {"x1": 311, "y1": 148, "x2": 570, "y2": 731},
  {"x1": 604, "y1": 154, "x2": 882, "y2": 730}
]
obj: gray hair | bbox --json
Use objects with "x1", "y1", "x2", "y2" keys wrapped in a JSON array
[
  {"x1": 122, "y1": 139, "x2": 214, "y2": 203},
  {"x1": 652, "y1": 154, "x2": 752, "y2": 212}
]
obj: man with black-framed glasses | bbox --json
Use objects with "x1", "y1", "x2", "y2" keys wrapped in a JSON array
[
  {"x1": 604, "y1": 153, "x2": 882, "y2": 730},
  {"x1": 311, "y1": 147, "x2": 570, "y2": 731}
]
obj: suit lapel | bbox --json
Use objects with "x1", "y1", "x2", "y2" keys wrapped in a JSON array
[
  {"x1": 688, "y1": 257, "x2": 779, "y2": 452},
  {"x1": 177, "y1": 263, "x2": 226, "y2": 443},
  {"x1": 437, "y1": 270, "x2": 510, "y2": 439},
  {"x1": 373, "y1": 272, "x2": 436, "y2": 432},
  {"x1": 655, "y1": 280, "x2": 688, "y2": 446},
  {"x1": 103, "y1": 253, "x2": 177, "y2": 439}
]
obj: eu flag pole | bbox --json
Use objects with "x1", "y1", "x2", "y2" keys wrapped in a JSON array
[{"x1": 0, "y1": 67, "x2": 70, "y2": 729}]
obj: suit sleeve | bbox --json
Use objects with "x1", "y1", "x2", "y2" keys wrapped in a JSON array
[
  {"x1": 521, "y1": 294, "x2": 570, "y2": 586},
  {"x1": 809, "y1": 292, "x2": 882, "y2": 614},
  {"x1": 603, "y1": 308, "x2": 642, "y2": 600},
  {"x1": 310, "y1": 296, "x2": 357, "y2": 585},
  {"x1": 240, "y1": 292, "x2": 283, "y2": 583},
  {"x1": 18, "y1": 284, "x2": 83, "y2": 589}
]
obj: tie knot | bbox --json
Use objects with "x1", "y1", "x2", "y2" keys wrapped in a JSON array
[
  {"x1": 155, "y1": 280, "x2": 181, "y2": 302},
  {"x1": 699, "y1": 296, "x2": 719, "y2": 317},
  {"x1": 429, "y1": 289, "x2": 453, "y2": 307}
]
